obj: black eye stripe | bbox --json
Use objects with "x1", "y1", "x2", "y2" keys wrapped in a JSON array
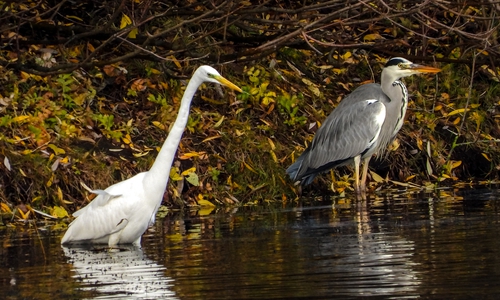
[{"x1": 385, "y1": 57, "x2": 408, "y2": 68}]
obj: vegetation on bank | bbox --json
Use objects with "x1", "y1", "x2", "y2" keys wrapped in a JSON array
[{"x1": 1, "y1": 1, "x2": 500, "y2": 222}]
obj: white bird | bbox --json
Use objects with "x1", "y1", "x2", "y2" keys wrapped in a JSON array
[{"x1": 61, "y1": 66, "x2": 242, "y2": 247}]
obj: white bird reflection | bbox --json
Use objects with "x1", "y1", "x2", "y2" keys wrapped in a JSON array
[{"x1": 62, "y1": 245, "x2": 178, "y2": 299}]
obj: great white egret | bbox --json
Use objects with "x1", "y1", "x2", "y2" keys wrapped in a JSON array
[
  {"x1": 61, "y1": 66, "x2": 242, "y2": 247},
  {"x1": 286, "y1": 57, "x2": 441, "y2": 194}
]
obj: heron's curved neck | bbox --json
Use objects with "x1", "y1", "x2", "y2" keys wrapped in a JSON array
[
  {"x1": 378, "y1": 70, "x2": 409, "y2": 154},
  {"x1": 143, "y1": 74, "x2": 203, "y2": 199}
]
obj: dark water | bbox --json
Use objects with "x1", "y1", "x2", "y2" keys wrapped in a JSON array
[{"x1": 2, "y1": 188, "x2": 500, "y2": 299}]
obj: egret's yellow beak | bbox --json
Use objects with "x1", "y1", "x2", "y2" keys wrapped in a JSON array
[
  {"x1": 215, "y1": 76, "x2": 243, "y2": 93},
  {"x1": 410, "y1": 64, "x2": 442, "y2": 74}
]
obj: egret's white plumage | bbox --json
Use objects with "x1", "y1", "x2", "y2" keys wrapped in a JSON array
[{"x1": 61, "y1": 66, "x2": 242, "y2": 247}]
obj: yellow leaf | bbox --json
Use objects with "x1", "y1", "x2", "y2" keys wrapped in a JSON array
[
  {"x1": 214, "y1": 115, "x2": 225, "y2": 128},
  {"x1": 87, "y1": 42, "x2": 95, "y2": 52},
  {"x1": 48, "y1": 144, "x2": 66, "y2": 155},
  {"x1": 1, "y1": 203, "x2": 12, "y2": 213},
  {"x1": 440, "y1": 93, "x2": 450, "y2": 101},
  {"x1": 250, "y1": 87, "x2": 260, "y2": 95},
  {"x1": 262, "y1": 96, "x2": 274, "y2": 106},
  {"x1": 267, "y1": 138, "x2": 276, "y2": 150},
  {"x1": 132, "y1": 151, "x2": 150, "y2": 158},
  {"x1": 244, "y1": 162, "x2": 258, "y2": 174},
  {"x1": 363, "y1": 33, "x2": 383, "y2": 41},
  {"x1": 18, "y1": 208, "x2": 30, "y2": 220},
  {"x1": 20, "y1": 71, "x2": 31, "y2": 80},
  {"x1": 405, "y1": 174, "x2": 417, "y2": 181},
  {"x1": 389, "y1": 139, "x2": 400, "y2": 151},
  {"x1": 73, "y1": 93, "x2": 87, "y2": 105},
  {"x1": 122, "y1": 134, "x2": 132, "y2": 145},
  {"x1": 57, "y1": 186, "x2": 64, "y2": 202},
  {"x1": 51, "y1": 206, "x2": 69, "y2": 218},
  {"x1": 450, "y1": 160, "x2": 462, "y2": 169},
  {"x1": 181, "y1": 167, "x2": 196, "y2": 176},
  {"x1": 482, "y1": 153, "x2": 491, "y2": 161},
  {"x1": 169, "y1": 168, "x2": 183, "y2": 181},
  {"x1": 152, "y1": 121, "x2": 165, "y2": 130},
  {"x1": 202, "y1": 135, "x2": 221, "y2": 143},
  {"x1": 198, "y1": 206, "x2": 215, "y2": 216},
  {"x1": 168, "y1": 56, "x2": 182, "y2": 69},
  {"x1": 12, "y1": 115, "x2": 30, "y2": 123},
  {"x1": 179, "y1": 151, "x2": 205, "y2": 159},
  {"x1": 332, "y1": 68, "x2": 346, "y2": 75},
  {"x1": 128, "y1": 28, "x2": 138, "y2": 39},
  {"x1": 337, "y1": 81, "x2": 351, "y2": 91},
  {"x1": 66, "y1": 15, "x2": 83, "y2": 21},
  {"x1": 197, "y1": 198, "x2": 216, "y2": 208},
  {"x1": 369, "y1": 170, "x2": 384, "y2": 183},
  {"x1": 46, "y1": 173, "x2": 54, "y2": 187},
  {"x1": 269, "y1": 150, "x2": 278, "y2": 163},
  {"x1": 120, "y1": 14, "x2": 132, "y2": 29},
  {"x1": 447, "y1": 108, "x2": 468, "y2": 116}
]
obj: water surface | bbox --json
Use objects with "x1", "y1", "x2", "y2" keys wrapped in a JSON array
[{"x1": 1, "y1": 188, "x2": 500, "y2": 299}]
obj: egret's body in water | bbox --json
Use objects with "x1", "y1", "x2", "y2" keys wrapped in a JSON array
[
  {"x1": 61, "y1": 66, "x2": 242, "y2": 247},
  {"x1": 286, "y1": 58, "x2": 441, "y2": 195}
]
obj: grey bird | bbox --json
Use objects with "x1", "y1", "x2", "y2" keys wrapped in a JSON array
[{"x1": 286, "y1": 57, "x2": 441, "y2": 195}]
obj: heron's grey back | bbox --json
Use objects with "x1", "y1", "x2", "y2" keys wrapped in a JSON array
[{"x1": 288, "y1": 83, "x2": 390, "y2": 183}]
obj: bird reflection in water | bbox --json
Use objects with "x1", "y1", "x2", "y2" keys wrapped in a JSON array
[{"x1": 62, "y1": 245, "x2": 179, "y2": 299}]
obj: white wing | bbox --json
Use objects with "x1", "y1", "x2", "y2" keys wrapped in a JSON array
[{"x1": 61, "y1": 173, "x2": 147, "y2": 244}]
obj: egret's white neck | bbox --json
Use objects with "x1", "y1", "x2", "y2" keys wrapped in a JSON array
[{"x1": 143, "y1": 72, "x2": 204, "y2": 202}]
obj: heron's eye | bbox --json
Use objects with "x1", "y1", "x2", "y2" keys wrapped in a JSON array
[{"x1": 398, "y1": 63, "x2": 403, "y2": 68}]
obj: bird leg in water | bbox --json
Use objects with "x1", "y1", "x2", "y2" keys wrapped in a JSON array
[
  {"x1": 360, "y1": 156, "x2": 372, "y2": 193},
  {"x1": 353, "y1": 155, "x2": 361, "y2": 193},
  {"x1": 353, "y1": 155, "x2": 370, "y2": 199}
]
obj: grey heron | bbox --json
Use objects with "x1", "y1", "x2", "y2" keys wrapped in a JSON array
[{"x1": 286, "y1": 57, "x2": 441, "y2": 195}]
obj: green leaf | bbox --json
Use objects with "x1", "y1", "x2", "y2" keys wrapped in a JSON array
[
  {"x1": 48, "y1": 144, "x2": 66, "y2": 155},
  {"x1": 186, "y1": 172, "x2": 199, "y2": 186},
  {"x1": 169, "y1": 168, "x2": 183, "y2": 181}
]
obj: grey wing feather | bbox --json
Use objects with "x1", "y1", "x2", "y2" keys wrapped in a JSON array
[{"x1": 288, "y1": 84, "x2": 388, "y2": 183}]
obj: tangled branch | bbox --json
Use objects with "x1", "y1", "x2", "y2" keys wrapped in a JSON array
[{"x1": 0, "y1": 0, "x2": 499, "y2": 75}]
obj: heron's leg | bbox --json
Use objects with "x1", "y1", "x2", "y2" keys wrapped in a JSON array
[
  {"x1": 360, "y1": 155, "x2": 372, "y2": 193},
  {"x1": 353, "y1": 155, "x2": 361, "y2": 193}
]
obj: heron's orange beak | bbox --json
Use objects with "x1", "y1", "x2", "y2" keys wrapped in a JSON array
[{"x1": 410, "y1": 64, "x2": 442, "y2": 74}]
